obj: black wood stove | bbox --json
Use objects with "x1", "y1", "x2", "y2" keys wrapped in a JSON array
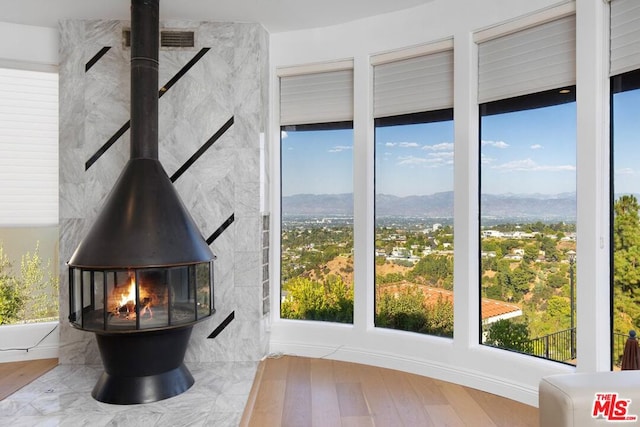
[{"x1": 68, "y1": 0, "x2": 215, "y2": 405}]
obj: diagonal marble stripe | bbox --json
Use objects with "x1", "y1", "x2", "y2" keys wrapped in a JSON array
[
  {"x1": 206, "y1": 213, "x2": 235, "y2": 245},
  {"x1": 170, "y1": 116, "x2": 234, "y2": 182},
  {"x1": 159, "y1": 48, "x2": 210, "y2": 98},
  {"x1": 208, "y1": 311, "x2": 235, "y2": 339},
  {"x1": 85, "y1": 121, "x2": 129, "y2": 170},
  {"x1": 85, "y1": 46, "x2": 111, "y2": 72},
  {"x1": 85, "y1": 48, "x2": 212, "y2": 170}
]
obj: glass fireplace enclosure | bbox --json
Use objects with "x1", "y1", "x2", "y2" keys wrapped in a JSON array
[{"x1": 69, "y1": 262, "x2": 213, "y2": 332}]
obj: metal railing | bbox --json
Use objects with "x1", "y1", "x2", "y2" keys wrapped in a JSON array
[
  {"x1": 526, "y1": 330, "x2": 631, "y2": 367},
  {"x1": 613, "y1": 332, "x2": 630, "y2": 369},
  {"x1": 527, "y1": 328, "x2": 575, "y2": 363}
]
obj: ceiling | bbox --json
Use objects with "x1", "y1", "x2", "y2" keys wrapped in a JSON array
[{"x1": 0, "y1": 0, "x2": 433, "y2": 33}]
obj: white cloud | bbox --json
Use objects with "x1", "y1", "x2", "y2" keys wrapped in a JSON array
[
  {"x1": 328, "y1": 145, "x2": 353, "y2": 153},
  {"x1": 481, "y1": 140, "x2": 510, "y2": 149},
  {"x1": 481, "y1": 154, "x2": 495, "y2": 164},
  {"x1": 396, "y1": 153, "x2": 454, "y2": 167},
  {"x1": 423, "y1": 142, "x2": 454, "y2": 151},
  {"x1": 399, "y1": 142, "x2": 420, "y2": 148},
  {"x1": 385, "y1": 141, "x2": 420, "y2": 148},
  {"x1": 491, "y1": 158, "x2": 575, "y2": 172},
  {"x1": 426, "y1": 153, "x2": 453, "y2": 166},
  {"x1": 281, "y1": 130, "x2": 288, "y2": 139},
  {"x1": 530, "y1": 144, "x2": 543, "y2": 150},
  {"x1": 616, "y1": 167, "x2": 636, "y2": 175},
  {"x1": 397, "y1": 155, "x2": 428, "y2": 165}
]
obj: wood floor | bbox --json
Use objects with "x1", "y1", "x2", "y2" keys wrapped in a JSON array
[
  {"x1": 241, "y1": 355, "x2": 539, "y2": 427},
  {"x1": 1, "y1": 356, "x2": 539, "y2": 426},
  {"x1": 0, "y1": 358, "x2": 58, "y2": 401}
]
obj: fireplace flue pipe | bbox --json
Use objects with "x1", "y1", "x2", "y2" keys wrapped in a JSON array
[{"x1": 131, "y1": 0, "x2": 159, "y2": 160}]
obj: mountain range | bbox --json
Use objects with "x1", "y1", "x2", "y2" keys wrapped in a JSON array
[{"x1": 282, "y1": 191, "x2": 577, "y2": 221}]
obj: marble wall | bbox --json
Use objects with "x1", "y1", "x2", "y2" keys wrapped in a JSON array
[{"x1": 58, "y1": 20, "x2": 270, "y2": 364}]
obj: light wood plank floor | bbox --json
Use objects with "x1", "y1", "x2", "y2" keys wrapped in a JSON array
[
  {"x1": 0, "y1": 358, "x2": 58, "y2": 401},
  {"x1": 241, "y1": 355, "x2": 539, "y2": 427}
]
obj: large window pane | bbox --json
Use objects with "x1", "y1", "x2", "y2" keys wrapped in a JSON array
[
  {"x1": 374, "y1": 111, "x2": 454, "y2": 337},
  {"x1": 480, "y1": 88, "x2": 577, "y2": 364},
  {"x1": 280, "y1": 124, "x2": 354, "y2": 323},
  {"x1": 0, "y1": 67, "x2": 59, "y2": 325},
  {"x1": 611, "y1": 69, "x2": 640, "y2": 369}
]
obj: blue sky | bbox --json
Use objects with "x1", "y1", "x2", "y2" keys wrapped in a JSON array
[
  {"x1": 375, "y1": 121, "x2": 454, "y2": 197},
  {"x1": 281, "y1": 128, "x2": 354, "y2": 196},
  {"x1": 281, "y1": 88, "x2": 639, "y2": 198},
  {"x1": 481, "y1": 101, "x2": 576, "y2": 195}
]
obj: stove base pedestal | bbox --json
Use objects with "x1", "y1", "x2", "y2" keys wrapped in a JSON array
[
  {"x1": 92, "y1": 363, "x2": 194, "y2": 405},
  {"x1": 92, "y1": 325, "x2": 195, "y2": 404}
]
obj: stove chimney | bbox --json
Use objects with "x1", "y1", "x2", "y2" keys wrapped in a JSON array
[{"x1": 69, "y1": 0, "x2": 213, "y2": 269}]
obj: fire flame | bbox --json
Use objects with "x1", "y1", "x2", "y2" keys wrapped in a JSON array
[
  {"x1": 119, "y1": 275, "x2": 137, "y2": 309},
  {"x1": 112, "y1": 273, "x2": 153, "y2": 319}
]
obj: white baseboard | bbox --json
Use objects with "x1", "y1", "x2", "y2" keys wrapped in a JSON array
[{"x1": 0, "y1": 321, "x2": 59, "y2": 363}]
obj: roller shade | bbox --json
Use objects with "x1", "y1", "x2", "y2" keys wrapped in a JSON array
[
  {"x1": 610, "y1": 0, "x2": 640, "y2": 76},
  {"x1": 478, "y1": 15, "x2": 576, "y2": 104},
  {"x1": 280, "y1": 69, "x2": 353, "y2": 126},
  {"x1": 0, "y1": 67, "x2": 58, "y2": 226},
  {"x1": 373, "y1": 49, "x2": 453, "y2": 118}
]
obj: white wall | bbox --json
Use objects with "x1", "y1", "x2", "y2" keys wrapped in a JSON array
[
  {"x1": 268, "y1": 0, "x2": 610, "y2": 407},
  {"x1": 0, "y1": 22, "x2": 58, "y2": 70}
]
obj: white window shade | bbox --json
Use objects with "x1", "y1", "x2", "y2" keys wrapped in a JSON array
[
  {"x1": 280, "y1": 69, "x2": 353, "y2": 126},
  {"x1": 610, "y1": 0, "x2": 640, "y2": 76},
  {"x1": 478, "y1": 15, "x2": 576, "y2": 104},
  {"x1": 0, "y1": 67, "x2": 58, "y2": 226},
  {"x1": 373, "y1": 49, "x2": 453, "y2": 118}
]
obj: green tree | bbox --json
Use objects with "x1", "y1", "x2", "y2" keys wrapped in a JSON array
[
  {"x1": 409, "y1": 255, "x2": 453, "y2": 288},
  {"x1": 614, "y1": 195, "x2": 640, "y2": 295},
  {"x1": 16, "y1": 244, "x2": 59, "y2": 321},
  {"x1": 281, "y1": 275, "x2": 353, "y2": 323},
  {"x1": 523, "y1": 244, "x2": 540, "y2": 263},
  {"x1": 540, "y1": 236, "x2": 560, "y2": 262},
  {"x1": 0, "y1": 246, "x2": 23, "y2": 324},
  {"x1": 376, "y1": 285, "x2": 453, "y2": 337},
  {"x1": 0, "y1": 243, "x2": 58, "y2": 324},
  {"x1": 484, "y1": 319, "x2": 532, "y2": 353},
  {"x1": 613, "y1": 195, "x2": 640, "y2": 334}
]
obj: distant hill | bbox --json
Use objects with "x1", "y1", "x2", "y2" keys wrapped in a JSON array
[{"x1": 282, "y1": 191, "x2": 577, "y2": 221}]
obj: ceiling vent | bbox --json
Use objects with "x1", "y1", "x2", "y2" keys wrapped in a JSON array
[{"x1": 123, "y1": 29, "x2": 195, "y2": 48}]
